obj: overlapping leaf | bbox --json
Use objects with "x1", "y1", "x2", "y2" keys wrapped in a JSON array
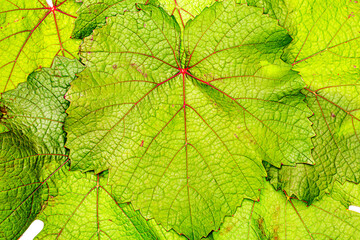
[
  {"x1": 211, "y1": 182, "x2": 360, "y2": 239},
  {"x1": 65, "y1": 1, "x2": 314, "y2": 238},
  {"x1": 72, "y1": 0, "x2": 146, "y2": 39},
  {"x1": 253, "y1": 0, "x2": 360, "y2": 203},
  {"x1": 0, "y1": 57, "x2": 84, "y2": 240},
  {"x1": 0, "y1": 0, "x2": 81, "y2": 93},
  {"x1": 72, "y1": 0, "x2": 217, "y2": 40},
  {"x1": 36, "y1": 170, "x2": 186, "y2": 240}
]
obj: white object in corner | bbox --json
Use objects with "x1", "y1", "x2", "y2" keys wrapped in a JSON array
[
  {"x1": 19, "y1": 220, "x2": 44, "y2": 240},
  {"x1": 46, "y1": 0, "x2": 54, "y2": 8},
  {"x1": 349, "y1": 205, "x2": 360, "y2": 214}
]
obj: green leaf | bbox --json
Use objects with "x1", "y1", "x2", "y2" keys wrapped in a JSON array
[
  {"x1": 72, "y1": 0, "x2": 147, "y2": 39},
  {"x1": 212, "y1": 181, "x2": 360, "y2": 239},
  {"x1": 65, "y1": 1, "x2": 314, "y2": 238},
  {"x1": 259, "y1": 0, "x2": 360, "y2": 202},
  {"x1": 36, "y1": 170, "x2": 186, "y2": 240},
  {"x1": 0, "y1": 57, "x2": 84, "y2": 240},
  {"x1": 0, "y1": 0, "x2": 81, "y2": 93}
]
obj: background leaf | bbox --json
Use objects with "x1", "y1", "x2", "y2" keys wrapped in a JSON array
[
  {"x1": 0, "y1": 57, "x2": 84, "y2": 240},
  {"x1": 211, "y1": 181, "x2": 360, "y2": 240},
  {"x1": 245, "y1": 0, "x2": 360, "y2": 203},
  {"x1": 36, "y1": 170, "x2": 186, "y2": 240}
]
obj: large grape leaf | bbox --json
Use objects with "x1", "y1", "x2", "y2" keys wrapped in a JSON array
[
  {"x1": 0, "y1": 57, "x2": 84, "y2": 240},
  {"x1": 65, "y1": 1, "x2": 314, "y2": 238},
  {"x1": 0, "y1": 0, "x2": 81, "y2": 93},
  {"x1": 245, "y1": 0, "x2": 360, "y2": 203},
  {"x1": 36, "y1": 169, "x2": 186, "y2": 240},
  {"x1": 211, "y1": 181, "x2": 360, "y2": 239}
]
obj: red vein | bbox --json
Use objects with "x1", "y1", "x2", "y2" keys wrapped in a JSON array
[
  {"x1": 185, "y1": 103, "x2": 257, "y2": 198},
  {"x1": 306, "y1": 88, "x2": 360, "y2": 122},
  {"x1": 96, "y1": 175, "x2": 100, "y2": 240},
  {"x1": 99, "y1": 186, "x2": 147, "y2": 239},
  {"x1": 0, "y1": 30, "x2": 31, "y2": 43},
  {"x1": 56, "y1": 187, "x2": 96, "y2": 239},
  {"x1": 187, "y1": 72, "x2": 312, "y2": 161},
  {"x1": 289, "y1": 199, "x2": 314, "y2": 239},
  {"x1": 85, "y1": 51, "x2": 178, "y2": 69},
  {"x1": 56, "y1": 0, "x2": 68, "y2": 8},
  {"x1": 177, "y1": 8, "x2": 185, "y2": 29},
  {"x1": 315, "y1": 84, "x2": 360, "y2": 92},
  {"x1": 187, "y1": 9, "x2": 225, "y2": 68},
  {"x1": 6, "y1": 0, "x2": 20, "y2": 9},
  {"x1": 143, "y1": 8, "x2": 180, "y2": 68},
  {"x1": 38, "y1": 0, "x2": 47, "y2": 8},
  {"x1": 3, "y1": 10, "x2": 51, "y2": 92},
  {"x1": 327, "y1": 9, "x2": 359, "y2": 48},
  {"x1": 187, "y1": 143, "x2": 231, "y2": 210},
  {"x1": 119, "y1": 106, "x2": 183, "y2": 197},
  {"x1": 293, "y1": 9, "x2": 327, "y2": 63},
  {"x1": 188, "y1": 41, "x2": 279, "y2": 69},
  {"x1": 147, "y1": 144, "x2": 186, "y2": 212},
  {"x1": 247, "y1": 201, "x2": 255, "y2": 239},
  {"x1": 0, "y1": 8, "x2": 47, "y2": 14},
  {"x1": 312, "y1": 204, "x2": 360, "y2": 231},
  {"x1": 10, "y1": 114, "x2": 64, "y2": 123},
  {"x1": 63, "y1": 48, "x2": 77, "y2": 59},
  {"x1": 180, "y1": 8, "x2": 195, "y2": 18},
  {"x1": 181, "y1": 67, "x2": 195, "y2": 238},
  {"x1": 293, "y1": 36, "x2": 360, "y2": 66},
  {"x1": 55, "y1": 8, "x2": 77, "y2": 18},
  {"x1": 0, "y1": 182, "x2": 42, "y2": 193},
  {"x1": 209, "y1": 75, "x2": 279, "y2": 83},
  {"x1": 186, "y1": 143, "x2": 194, "y2": 239},
  {"x1": 307, "y1": 89, "x2": 358, "y2": 180},
  {"x1": 52, "y1": 9, "x2": 64, "y2": 56}
]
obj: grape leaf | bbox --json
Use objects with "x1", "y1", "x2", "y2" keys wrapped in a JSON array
[
  {"x1": 65, "y1": 1, "x2": 314, "y2": 238},
  {"x1": 0, "y1": 57, "x2": 84, "y2": 240},
  {"x1": 211, "y1": 181, "x2": 360, "y2": 239},
  {"x1": 36, "y1": 170, "x2": 186, "y2": 240},
  {"x1": 253, "y1": 0, "x2": 360, "y2": 203},
  {"x1": 0, "y1": 0, "x2": 81, "y2": 93},
  {"x1": 72, "y1": 0, "x2": 146, "y2": 39}
]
